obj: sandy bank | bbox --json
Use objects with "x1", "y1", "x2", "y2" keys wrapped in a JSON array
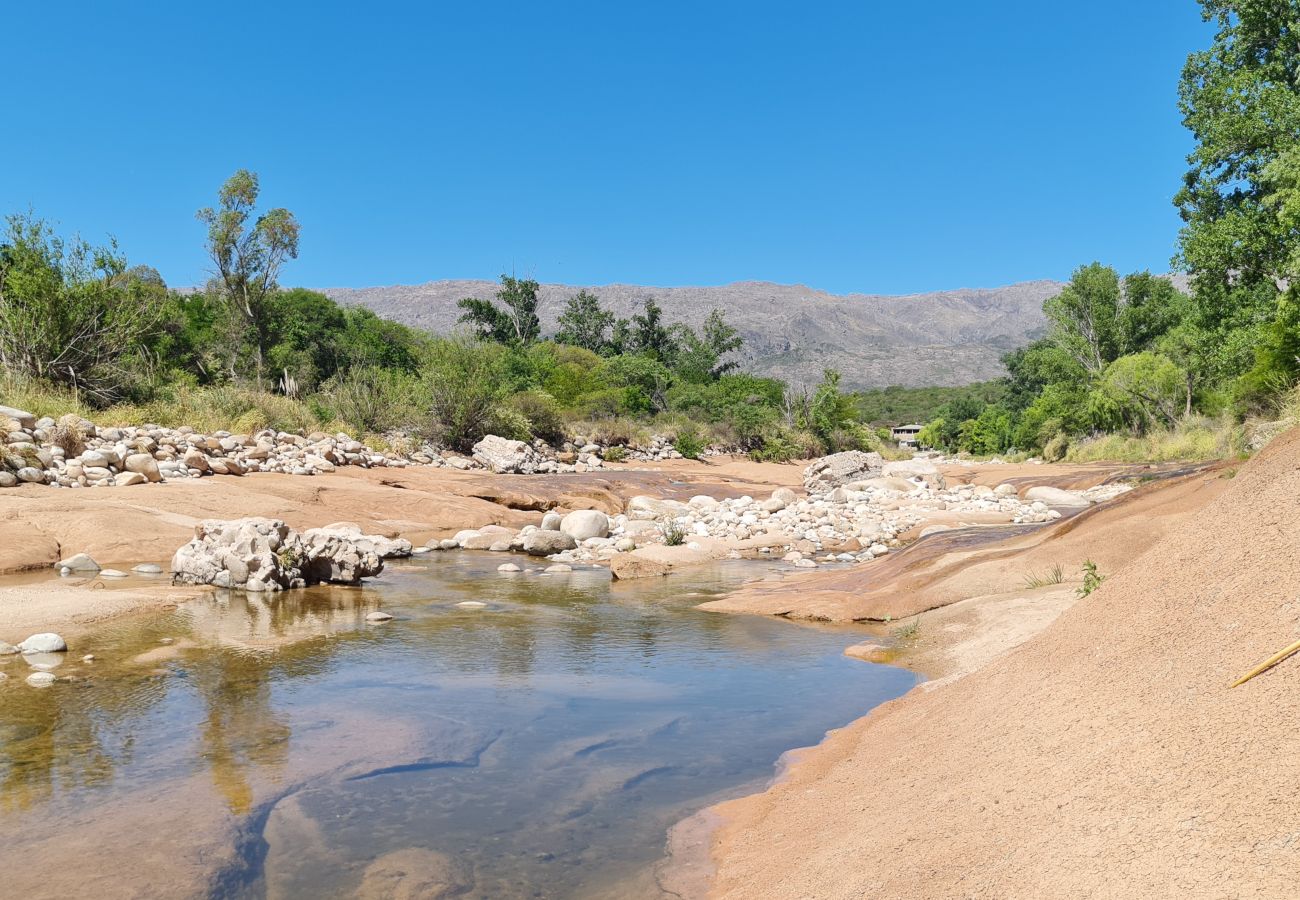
[{"x1": 704, "y1": 434, "x2": 1300, "y2": 898}]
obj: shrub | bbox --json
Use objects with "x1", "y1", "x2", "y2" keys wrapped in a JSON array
[
  {"x1": 1042, "y1": 432, "x2": 1069, "y2": 462},
  {"x1": 423, "y1": 338, "x2": 507, "y2": 450},
  {"x1": 313, "y1": 366, "x2": 427, "y2": 436},
  {"x1": 1077, "y1": 560, "x2": 1105, "y2": 597},
  {"x1": 602, "y1": 445, "x2": 627, "y2": 462},
  {"x1": 509, "y1": 390, "x2": 565, "y2": 445},
  {"x1": 660, "y1": 518, "x2": 687, "y2": 546},
  {"x1": 50, "y1": 414, "x2": 87, "y2": 456},
  {"x1": 749, "y1": 425, "x2": 823, "y2": 462},
  {"x1": 674, "y1": 423, "x2": 706, "y2": 459}
]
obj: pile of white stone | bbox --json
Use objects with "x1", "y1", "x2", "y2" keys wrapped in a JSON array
[
  {"x1": 171, "y1": 518, "x2": 411, "y2": 591},
  {"x1": 0, "y1": 405, "x2": 465, "y2": 490},
  {"x1": 470, "y1": 434, "x2": 609, "y2": 475},
  {"x1": 431, "y1": 452, "x2": 1129, "y2": 570}
]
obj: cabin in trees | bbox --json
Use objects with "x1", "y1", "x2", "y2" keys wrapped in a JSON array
[{"x1": 891, "y1": 424, "x2": 923, "y2": 448}]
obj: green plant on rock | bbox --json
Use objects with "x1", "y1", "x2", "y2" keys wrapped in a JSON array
[
  {"x1": 660, "y1": 518, "x2": 687, "y2": 546},
  {"x1": 1023, "y1": 564, "x2": 1065, "y2": 589},
  {"x1": 1077, "y1": 559, "x2": 1106, "y2": 597}
]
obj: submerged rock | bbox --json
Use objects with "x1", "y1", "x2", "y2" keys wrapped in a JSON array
[
  {"x1": 25, "y1": 671, "x2": 56, "y2": 687},
  {"x1": 357, "y1": 847, "x2": 472, "y2": 900}
]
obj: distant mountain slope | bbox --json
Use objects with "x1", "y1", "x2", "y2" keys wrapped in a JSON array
[{"x1": 323, "y1": 279, "x2": 1062, "y2": 389}]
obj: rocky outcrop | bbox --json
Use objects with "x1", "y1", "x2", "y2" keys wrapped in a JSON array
[
  {"x1": 170, "y1": 517, "x2": 386, "y2": 591},
  {"x1": 803, "y1": 451, "x2": 884, "y2": 495},
  {"x1": 471, "y1": 435, "x2": 543, "y2": 474}
]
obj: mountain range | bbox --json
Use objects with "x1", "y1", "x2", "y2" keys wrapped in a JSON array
[{"x1": 323, "y1": 279, "x2": 1064, "y2": 389}]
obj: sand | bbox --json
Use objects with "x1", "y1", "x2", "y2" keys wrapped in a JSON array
[{"x1": 704, "y1": 431, "x2": 1300, "y2": 898}]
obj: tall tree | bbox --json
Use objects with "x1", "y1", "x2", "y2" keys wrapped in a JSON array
[
  {"x1": 626, "y1": 298, "x2": 676, "y2": 359},
  {"x1": 554, "y1": 289, "x2": 614, "y2": 353},
  {"x1": 197, "y1": 170, "x2": 300, "y2": 388},
  {"x1": 457, "y1": 275, "x2": 540, "y2": 345},
  {"x1": 1175, "y1": 0, "x2": 1300, "y2": 332},
  {"x1": 1044, "y1": 263, "x2": 1124, "y2": 376}
]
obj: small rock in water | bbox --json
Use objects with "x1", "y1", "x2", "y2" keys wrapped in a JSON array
[
  {"x1": 366, "y1": 611, "x2": 394, "y2": 622},
  {"x1": 99, "y1": 568, "x2": 128, "y2": 578},
  {"x1": 0, "y1": 641, "x2": 18, "y2": 656},
  {"x1": 17, "y1": 633, "x2": 67, "y2": 654},
  {"x1": 456, "y1": 601, "x2": 487, "y2": 609},
  {"x1": 497, "y1": 563, "x2": 522, "y2": 573},
  {"x1": 544, "y1": 563, "x2": 573, "y2": 573},
  {"x1": 411, "y1": 547, "x2": 431, "y2": 554},
  {"x1": 26, "y1": 672, "x2": 56, "y2": 687},
  {"x1": 132, "y1": 563, "x2": 164, "y2": 574},
  {"x1": 82, "y1": 654, "x2": 96, "y2": 662},
  {"x1": 794, "y1": 558, "x2": 818, "y2": 568},
  {"x1": 159, "y1": 637, "x2": 174, "y2": 645}
]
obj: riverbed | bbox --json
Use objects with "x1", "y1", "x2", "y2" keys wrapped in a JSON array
[{"x1": 0, "y1": 554, "x2": 916, "y2": 898}]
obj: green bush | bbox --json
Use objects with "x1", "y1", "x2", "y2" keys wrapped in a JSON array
[
  {"x1": 509, "y1": 390, "x2": 565, "y2": 444},
  {"x1": 312, "y1": 366, "x2": 428, "y2": 436},
  {"x1": 674, "y1": 423, "x2": 706, "y2": 459}
]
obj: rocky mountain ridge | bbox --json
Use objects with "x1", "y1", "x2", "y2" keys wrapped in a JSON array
[{"x1": 323, "y1": 279, "x2": 1064, "y2": 389}]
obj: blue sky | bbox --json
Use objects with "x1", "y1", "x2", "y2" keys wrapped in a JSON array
[{"x1": 2, "y1": 1, "x2": 1209, "y2": 294}]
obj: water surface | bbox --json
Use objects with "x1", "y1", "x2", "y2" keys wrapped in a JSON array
[{"x1": 0, "y1": 555, "x2": 916, "y2": 898}]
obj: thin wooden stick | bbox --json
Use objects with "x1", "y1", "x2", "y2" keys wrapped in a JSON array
[{"x1": 1230, "y1": 637, "x2": 1300, "y2": 688}]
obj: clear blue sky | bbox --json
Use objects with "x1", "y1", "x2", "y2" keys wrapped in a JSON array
[{"x1": 2, "y1": 1, "x2": 1210, "y2": 294}]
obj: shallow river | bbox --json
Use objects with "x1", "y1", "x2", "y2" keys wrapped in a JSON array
[{"x1": 0, "y1": 555, "x2": 917, "y2": 898}]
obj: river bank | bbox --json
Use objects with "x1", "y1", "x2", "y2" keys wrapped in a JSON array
[
  {"x1": 698, "y1": 434, "x2": 1297, "y2": 898},
  {"x1": 0, "y1": 448, "x2": 1237, "y2": 898}
]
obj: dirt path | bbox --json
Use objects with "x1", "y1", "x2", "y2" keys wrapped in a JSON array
[{"x1": 703, "y1": 433, "x2": 1300, "y2": 898}]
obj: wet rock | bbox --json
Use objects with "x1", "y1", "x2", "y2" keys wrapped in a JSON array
[
  {"x1": 99, "y1": 568, "x2": 128, "y2": 578},
  {"x1": 56, "y1": 553, "x2": 100, "y2": 572},
  {"x1": 560, "y1": 509, "x2": 609, "y2": 541},
  {"x1": 609, "y1": 552, "x2": 672, "y2": 579},
  {"x1": 522, "y1": 530, "x2": 577, "y2": 556},
  {"x1": 365, "y1": 611, "x2": 394, "y2": 622},
  {"x1": 357, "y1": 847, "x2": 472, "y2": 900},
  {"x1": 18, "y1": 633, "x2": 67, "y2": 654},
  {"x1": 300, "y1": 527, "x2": 386, "y2": 585},
  {"x1": 26, "y1": 672, "x2": 56, "y2": 687},
  {"x1": 497, "y1": 563, "x2": 522, "y2": 572},
  {"x1": 0, "y1": 641, "x2": 19, "y2": 655},
  {"x1": 132, "y1": 563, "x2": 164, "y2": 574},
  {"x1": 544, "y1": 563, "x2": 573, "y2": 573}
]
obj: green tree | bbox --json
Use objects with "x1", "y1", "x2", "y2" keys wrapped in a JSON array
[
  {"x1": 457, "y1": 275, "x2": 541, "y2": 345},
  {"x1": 197, "y1": 170, "x2": 301, "y2": 388},
  {"x1": 554, "y1": 289, "x2": 614, "y2": 353},
  {"x1": 625, "y1": 298, "x2": 676, "y2": 359},
  {"x1": 0, "y1": 213, "x2": 160, "y2": 403},
  {"x1": 1175, "y1": 1, "x2": 1300, "y2": 333},
  {"x1": 1044, "y1": 263, "x2": 1124, "y2": 376},
  {"x1": 1096, "y1": 352, "x2": 1188, "y2": 430}
]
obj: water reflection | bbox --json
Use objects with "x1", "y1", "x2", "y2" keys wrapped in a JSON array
[{"x1": 0, "y1": 556, "x2": 917, "y2": 898}]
